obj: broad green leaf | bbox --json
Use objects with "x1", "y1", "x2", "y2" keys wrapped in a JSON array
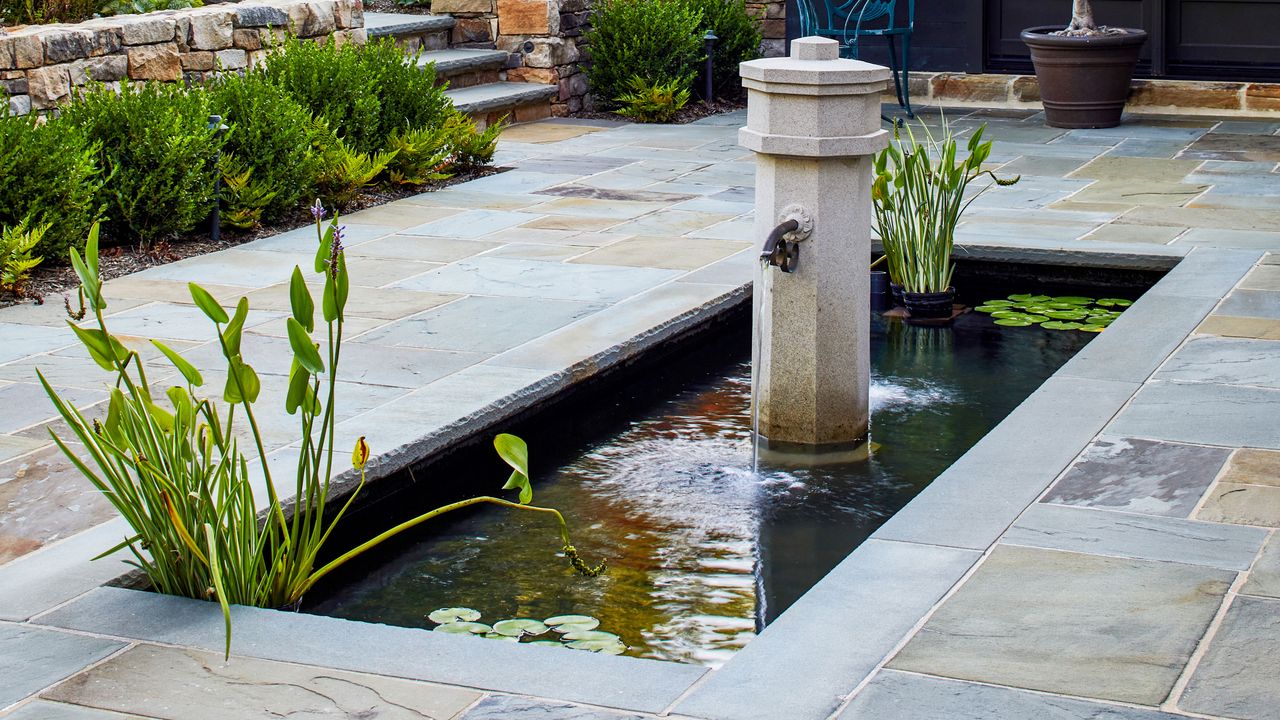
[
  {"x1": 428, "y1": 607, "x2": 481, "y2": 624},
  {"x1": 492, "y1": 618, "x2": 548, "y2": 637},
  {"x1": 286, "y1": 318, "x2": 324, "y2": 374},
  {"x1": 994, "y1": 318, "x2": 1032, "y2": 327},
  {"x1": 189, "y1": 283, "x2": 229, "y2": 324},
  {"x1": 495, "y1": 433, "x2": 532, "y2": 505},
  {"x1": 561, "y1": 629, "x2": 618, "y2": 642},
  {"x1": 322, "y1": 269, "x2": 338, "y2": 323},
  {"x1": 289, "y1": 267, "x2": 314, "y2": 333},
  {"x1": 167, "y1": 385, "x2": 196, "y2": 428},
  {"x1": 67, "y1": 322, "x2": 118, "y2": 371},
  {"x1": 285, "y1": 362, "x2": 310, "y2": 416},
  {"x1": 144, "y1": 400, "x2": 175, "y2": 432},
  {"x1": 566, "y1": 639, "x2": 626, "y2": 654},
  {"x1": 433, "y1": 621, "x2": 492, "y2": 635},
  {"x1": 545, "y1": 615, "x2": 598, "y2": 628},
  {"x1": 68, "y1": 249, "x2": 101, "y2": 311},
  {"x1": 315, "y1": 223, "x2": 334, "y2": 274},
  {"x1": 152, "y1": 340, "x2": 203, "y2": 387},
  {"x1": 222, "y1": 298, "x2": 250, "y2": 357},
  {"x1": 223, "y1": 357, "x2": 260, "y2": 404}
]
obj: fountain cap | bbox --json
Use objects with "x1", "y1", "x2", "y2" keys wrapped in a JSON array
[{"x1": 793, "y1": 36, "x2": 839, "y2": 61}]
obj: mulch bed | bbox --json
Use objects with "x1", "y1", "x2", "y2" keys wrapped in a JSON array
[
  {"x1": 574, "y1": 94, "x2": 746, "y2": 125},
  {"x1": 0, "y1": 168, "x2": 496, "y2": 310}
]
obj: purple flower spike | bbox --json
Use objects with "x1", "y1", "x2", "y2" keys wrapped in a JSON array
[{"x1": 310, "y1": 198, "x2": 327, "y2": 221}]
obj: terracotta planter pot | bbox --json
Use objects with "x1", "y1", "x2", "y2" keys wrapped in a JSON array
[{"x1": 1021, "y1": 25, "x2": 1148, "y2": 129}]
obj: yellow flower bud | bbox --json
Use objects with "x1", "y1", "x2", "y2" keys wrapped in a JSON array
[{"x1": 352, "y1": 436, "x2": 370, "y2": 470}]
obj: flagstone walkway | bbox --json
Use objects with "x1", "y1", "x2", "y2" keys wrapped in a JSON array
[{"x1": 1, "y1": 107, "x2": 1280, "y2": 719}]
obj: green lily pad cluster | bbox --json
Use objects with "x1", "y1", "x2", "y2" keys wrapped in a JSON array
[
  {"x1": 428, "y1": 608, "x2": 627, "y2": 655},
  {"x1": 974, "y1": 294, "x2": 1131, "y2": 333}
]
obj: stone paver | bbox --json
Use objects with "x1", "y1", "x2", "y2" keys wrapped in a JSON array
[
  {"x1": 0, "y1": 625, "x2": 124, "y2": 708},
  {"x1": 41, "y1": 644, "x2": 481, "y2": 720},
  {"x1": 1180, "y1": 596, "x2": 1280, "y2": 719},
  {"x1": 460, "y1": 695, "x2": 645, "y2": 720},
  {"x1": 1041, "y1": 437, "x2": 1229, "y2": 517},
  {"x1": 5, "y1": 108, "x2": 1280, "y2": 720},
  {"x1": 889, "y1": 545, "x2": 1234, "y2": 705},
  {"x1": 840, "y1": 669, "x2": 1189, "y2": 720}
]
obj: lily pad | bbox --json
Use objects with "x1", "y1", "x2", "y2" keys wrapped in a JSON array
[
  {"x1": 549, "y1": 618, "x2": 600, "y2": 633},
  {"x1": 983, "y1": 299, "x2": 1017, "y2": 307},
  {"x1": 1085, "y1": 315, "x2": 1114, "y2": 325},
  {"x1": 1052, "y1": 296, "x2": 1094, "y2": 305},
  {"x1": 1045, "y1": 310, "x2": 1087, "y2": 320},
  {"x1": 1010, "y1": 294, "x2": 1050, "y2": 303},
  {"x1": 990, "y1": 310, "x2": 1021, "y2": 318},
  {"x1": 434, "y1": 621, "x2": 492, "y2": 635},
  {"x1": 1096, "y1": 298, "x2": 1132, "y2": 308},
  {"x1": 483, "y1": 633, "x2": 520, "y2": 642},
  {"x1": 1022, "y1": 314, "x2": 1050, "y2": 323},
  {"x1": 975, "y1": 305, "x2": 1008, "y2": 314},
  {"x1": 561, "y1": 629, "x2": 620, "y2": 642},
  {"x1": 994, "y1": 318, "x2": 1032, "y2": 327},
  {"x1": 428, "y1": 608, "x2": 481, "y2": 624},
  {"x1": 1041, "y1": 321, "x2": 1083, "y2": 330},
  {"x1": 1079, "y1": 325, "x2": 1106, "y2": 333},
  {"x1": 567, "y1": 639, "x2": 627, "y2": 654},
  {"x1": 492, "y1": 618, "x2": 549, "y2": 637},
  {"x1": 545, "y1": 615, "x2": 599, "y2": 628}
]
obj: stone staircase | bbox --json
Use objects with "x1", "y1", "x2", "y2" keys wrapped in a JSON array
[{"x1": 365, "y1": 12, "x2": 558, "y2": 127}]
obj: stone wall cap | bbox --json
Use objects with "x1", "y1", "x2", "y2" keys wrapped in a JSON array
[
  {"x1": 739, "y1": 127, "x2": 890, "y2": 158},
  {"x1": 740, "y1": 56, "x2": 892, "y2": 87}
]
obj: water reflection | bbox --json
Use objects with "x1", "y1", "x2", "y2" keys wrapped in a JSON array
[{"x1": 306, "y1": 314, "x2": 1090, "y2": 666}]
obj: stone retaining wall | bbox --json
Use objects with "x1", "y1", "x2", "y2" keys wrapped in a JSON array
[
  {"x1": 0, "y1": 0, "x2": 365, "y2": 115},
  {"x1": 907, "y1": 71, "x2": 1280, "y2": 117}
]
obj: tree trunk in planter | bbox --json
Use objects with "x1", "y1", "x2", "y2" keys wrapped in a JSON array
[{"x1": 1021, "y1": 0, "x2": 1147, "y2": 129}]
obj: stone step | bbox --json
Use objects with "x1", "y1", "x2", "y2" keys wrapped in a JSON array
[
  {"x1": 446, "y1": 81, "x2": 559, "y2": 127},
  {"x1": 364, "y1": 11, "x2": 454, "y2": 51},
  {"x1": 416, "y1": 48, "x2": 509, "y2": 88}
]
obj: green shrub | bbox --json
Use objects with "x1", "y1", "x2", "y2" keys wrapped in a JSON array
[
  {"x1": 218, "y1": 157, "x2": 278, "y2": 231},
  {"x1": 259, "y1": 36, "x2": 385, "y2": 154},
  {"x1": 362, "y1": 42, "x2": 455, "y2": 139},
  {"x1": 0, "y1": 0, "x2": 98, "y2": 24},
  {"x1": 0, "y1": 216, "x2": 48, "y2": 294},
  {"x1": 209, "y1": 71, "x2": 320, "y2": 221},
  {"x1": 615, "y1": 76, "x2": 691, "y2": 123},
  {"x1": 385, "y1": 124, "x2": 455, "y2": 186},
  {"x1": 0, "y1": 111, "x2": 102, "y2": 261},
  {"x1": 583, "y1": 0, "x2": 704, "y2": 108},
  {"x1": 684, "y1": 0, "x2": 761, "y2": 96},
  {"x1": 446, "y1": 113, "x2": 505, "y2": 170},
  {"x1": 99, "y1": 0, "x2": 199, "y2": 17},
  {"x1": 63, "y1": 82, "x2": 223, "y2": 246}
]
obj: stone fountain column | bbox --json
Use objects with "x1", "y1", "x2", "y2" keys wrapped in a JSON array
[{"x1": 742, "y1": 37, "x2": 890, "y2": 447}]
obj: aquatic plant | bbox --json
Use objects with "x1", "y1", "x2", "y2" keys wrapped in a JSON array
[
  {"x1": 38, "y1": 206, "x2": 603, "y2": 658},
  {"x1": 872, "y1": 119, "x2": 1020, "y2": 294},
  {"x1": 974, "y1": 293, "x2": 1131, "y2": 332},
  {"x1": 428, "y1": 609, "x2": 627, "y2": 655}
]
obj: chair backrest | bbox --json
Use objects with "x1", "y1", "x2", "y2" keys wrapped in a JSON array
[{"x1": 797, "y1": 0, "x2": 911, "y2": 37}]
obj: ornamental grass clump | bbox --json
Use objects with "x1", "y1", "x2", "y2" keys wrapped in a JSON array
[
  {"x1": 40, "y1": 203, "x2": 603, "y2": 657},
  {"x1": 872, "y1": 120, "x2": 1020, "y2": 294}
]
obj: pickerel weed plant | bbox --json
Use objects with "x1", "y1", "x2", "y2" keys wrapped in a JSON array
[
  {"x1": 872, "y1": 119, "x2": 1020, "y2": 294},
  {"x1": 39, "y1": 204, "x2": 603, "y2": 657}
]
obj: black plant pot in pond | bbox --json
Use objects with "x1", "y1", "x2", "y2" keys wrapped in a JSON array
[
  {"x1": 870, "y1": 271, "x2": 889, "y2": 299},
  {"x1": 889, "y1": 282, "x2": 904, "y2": 306},
  {"x1": 903, "y1": 287, "x2": 956, "y2": 319}
]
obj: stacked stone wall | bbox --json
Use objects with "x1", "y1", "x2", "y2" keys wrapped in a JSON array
[{"x1": 0, "y1": 0, "x2": 365, "y2": 115}]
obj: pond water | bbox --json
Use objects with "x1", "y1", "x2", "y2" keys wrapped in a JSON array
[{"x1": 306, "y1": 311, "x2": 1094, "y2": 666}]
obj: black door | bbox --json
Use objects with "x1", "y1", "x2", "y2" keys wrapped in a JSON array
[{"x1": 983, "y1": 0, "x2": 1280, "y2": 80}]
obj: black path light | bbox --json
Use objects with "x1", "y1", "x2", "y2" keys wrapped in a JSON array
[
  {"x1": 208, "y1": 114, "x2": 229, "y2": 242},
  {"x1": 703, "y1": 30, "x2": 718, "y2": 103}
]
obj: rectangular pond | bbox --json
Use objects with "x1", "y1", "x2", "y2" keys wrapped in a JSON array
[{"x1": 302, "y1": 266, "x2": 1154, "y2": 667}]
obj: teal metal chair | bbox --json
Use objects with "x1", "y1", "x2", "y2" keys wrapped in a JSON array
[{"x1": 797, "y1": 0, "x2": 915, "y2": 117}]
